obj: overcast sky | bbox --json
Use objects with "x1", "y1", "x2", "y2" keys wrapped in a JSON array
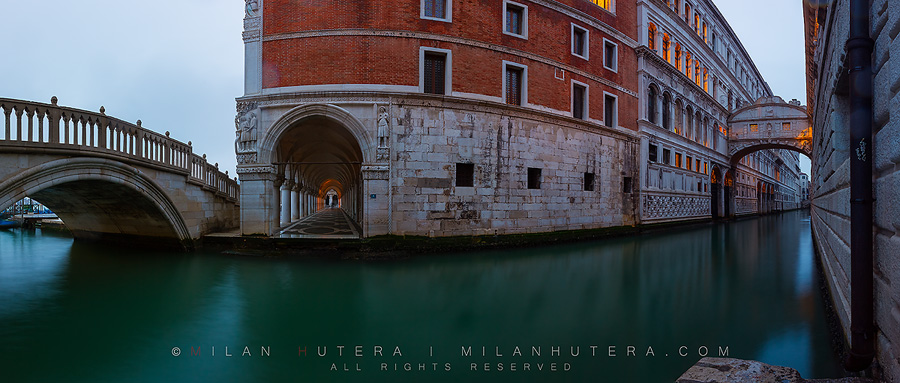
[{"x1": 0, "y1": 0, "x2": 810, "y2": 176}]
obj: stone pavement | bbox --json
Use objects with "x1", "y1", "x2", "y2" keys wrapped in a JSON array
[
  {"x1": 278, "y1": 208, "x2": 360, "y2": 239},
  {"x1": 677, "y1": 357, "x2": 875, "y2": 383}
]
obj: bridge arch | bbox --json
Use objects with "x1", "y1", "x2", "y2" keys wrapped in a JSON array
[
  {"x1": 0, "y1": 157, "x2": 192, "y2": 248},
  {"x1": 727, "y1": 96, "x2": 811, "y2": 164}
]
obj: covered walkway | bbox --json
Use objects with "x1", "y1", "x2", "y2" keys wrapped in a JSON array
[{"x1": 278, "y1": 208, "x2": 360, "y2": 239}]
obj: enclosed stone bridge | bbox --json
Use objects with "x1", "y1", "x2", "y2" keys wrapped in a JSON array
[
  {"x1": 727, "y1": 96, "x2": 812, "y2": 163},
  {"x1": 0, "y1": 97, "x2": 239, "y2": 249}
]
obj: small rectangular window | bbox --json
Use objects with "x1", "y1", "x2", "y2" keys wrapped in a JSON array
[
  {"x1": 603, "y1": 39, "x2": 618, "y2": 72},
  {"x1": 527, "y1": 167, "x2": 542, "y2": 189},
  {"x1": 422, "y1": 0, "x2": 450, "y2": 21},
  {"x1": 572, "y1": 82, "x2": 587, "y2": 119},
  {"x1": 663, "y1": 148, "x2": 671, "y2": 165},
  {"x1": 623, "y1": 177, "x2": 633, "y2": 194},
  {"x1": 696, "y1": 159, "x2": 701, "y2": 172},
  {"x1": 649, "y1": 143, "x2": 658, "y2": 162},
  {"x1": 456, "y1": 163, "x2": 474, "y2": 187},
  {"x1": 584, "y1": 172, "x2": 595, "y2": 191},
  {"x1": 604, "y1": 93, "x2": 617, "y2": 127},
  {"x1": 750, "y1": 123, "x2": 759, "y2": 132},
  {"x1": 686, "y1": 156, "x2": 693, "y2": 170},
  {"x1": 572, "y1": 24, "x2": 588, "y2": 59},
  {"x1": 782, "y1": 122, "x2": 791, "y2": 131},
  {"x1": 423, "y1": 52, "x2": 447, "y2": 95},
  {"x1": 505, "y1": 64, "x2": 524, "y2": 106},
  {"x1": 504, "y1": 1, "x2": 527, "y2": 38},
  {"x1": 675, "y1": 153, "x2": 682, "y2": 168}
]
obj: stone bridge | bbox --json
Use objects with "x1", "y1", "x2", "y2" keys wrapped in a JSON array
[
  {"x1": 0, "y1": 97, "x2": 239, "y2": 249},
  {"x1": 727, "y1": 96, "x2": 812, "y2": 163}
]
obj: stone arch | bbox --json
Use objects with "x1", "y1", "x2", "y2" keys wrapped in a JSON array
[
  {"x1": 0, "y1": 157, "x2": 192, "y2": 248},
  {"x1": 259, "y1": 103, "x2": 375, "y2": 165},
  {"x1": 647, "y1": 83, "x2": 660, "y2": 124}
]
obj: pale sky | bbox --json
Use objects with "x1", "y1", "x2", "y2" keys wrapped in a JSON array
[{"x1": 0, "y1": 0, "x2": 810, "y2": 176}]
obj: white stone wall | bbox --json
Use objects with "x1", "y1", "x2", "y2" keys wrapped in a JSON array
[
  {"x1": 810, "y1": 0, "x2": 900, "y2": 379},
  {"x1": 389, "y1": 101, "x2": 638, "y2": 236}
]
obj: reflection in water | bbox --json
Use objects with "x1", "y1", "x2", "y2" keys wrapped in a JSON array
[{"x1": 0, "y1": 210, "x2": 840, "y2": 382}]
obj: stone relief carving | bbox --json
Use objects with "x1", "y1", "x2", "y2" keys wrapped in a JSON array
[
  {"x1": 235, "y1": 102, "x2": 259, "y2": 164},
  {"x1": 377, "y1": 106, "x2": 389, "y2": 148}
]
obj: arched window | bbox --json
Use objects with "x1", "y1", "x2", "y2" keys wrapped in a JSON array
[
  {"x1": 648, "y1": 23, "x2": 657, "y2": 51},
  {"x1": 695, "y1": 63, "x2": 702, "y2": 87},
  {"x1": 662, "y1": 93, "x2": 672, "y2": 130},
  {"x1": 685, "y1": 52, "x2": 692, "y2": 80},
  {"x1": 684, "y1": 3, "x2": 691, "y2": 23},
  {"x1": 647, "y1": 84, "x2": 658, "y2": 124},
  {"x1": 674, "y1": 43, "x2": 682, "y2": 71},
  {"x1": 703, "y1": 68, "x2": 709, "y2": 92},
  {"x1": 662, "y1": 34, "x2": 671, "y2": 63}
]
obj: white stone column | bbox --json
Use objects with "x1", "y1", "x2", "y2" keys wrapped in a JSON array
[
  {"x1": 280, "y1": 184, "x2": 291, "y2": 226},
  {"x1": 291, "y1": 185, "x2": 300, "y2": 221}
]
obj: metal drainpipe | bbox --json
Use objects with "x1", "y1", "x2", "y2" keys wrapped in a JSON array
[{"x1": 845, "y1": 0, "x2": 875, "y2": 372}]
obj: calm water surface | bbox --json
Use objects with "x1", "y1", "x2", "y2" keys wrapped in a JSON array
[{"x1": 0, "y1": 209, "x2": 842, "y2": 382}]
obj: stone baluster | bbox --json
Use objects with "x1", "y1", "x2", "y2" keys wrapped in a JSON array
[
  {"x1": 26, "y1": 108, "x2": 35, "y2": 142},
  {"x1": 15, "y1": 107, "x2": 23, "y2": 142}
]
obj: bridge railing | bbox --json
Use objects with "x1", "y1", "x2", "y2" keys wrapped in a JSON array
[{"x1": 0, "y1": 97, "x2": 238, "y2": 204}]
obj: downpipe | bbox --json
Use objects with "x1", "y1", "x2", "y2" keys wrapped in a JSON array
[{"x1": 844, "y1": 0, "x2": 875, "y2": 372}]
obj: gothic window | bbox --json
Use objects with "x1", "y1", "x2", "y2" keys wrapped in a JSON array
[
  {"x1": 662, "y1": 93, "x2": 672, "y2": 130},
  {"x1": 647, "y1": 85, "x2": 658, "y2": 124}
]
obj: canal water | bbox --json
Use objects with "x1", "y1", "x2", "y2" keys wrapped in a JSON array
[{"x1": 0, "y1": 209, "x2": 842, "y2": 382}]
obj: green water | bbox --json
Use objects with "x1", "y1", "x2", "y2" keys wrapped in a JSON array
[{"x1": 0, "y1": 209, "x2": 843, "y2": 382}]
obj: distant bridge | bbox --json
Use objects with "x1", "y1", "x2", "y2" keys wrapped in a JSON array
[
  {"x1": 727, "y1": 96, "x2": 812, "y2": 162},
  {"x1": 0, "y1": 97, "x2": 239, "y2": 249}
]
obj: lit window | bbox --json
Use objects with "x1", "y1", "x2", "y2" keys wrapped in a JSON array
[
  {"x1": 648, "y1": 23, "x2": 657, "y2": 51},
  {"x1": 686, "y1": 156, "x2": 693, "y2": 170},
  {"x1": 675, "y1": 153, "x2": 683, "y2": 168},
  {"x1": 674, "y1": 43, "x2": 682, "y2": 71},
  {"x1": 703, "y1": 22, "x2": 708, "y2": 43},
  {"x1": 503, "y1": 1, "x2": 527, "y2": 38},
  {"x1": 695, "y1": 13, "x2": 701, "y2": 35},
  {"x1": 684, "y1": 3, "x2": 692, "y2": 23},
  {"x1": 422, "y1": 0, "x2": 451, "y2": 21},
  {"x1": 782, "y1": 122, "x2": 791, "y2": 131},
  {"x1": 572, "y1": 24, "x2": 589, "y2": 59},
  {"x1": 685, "y1": 52, "x2": 693, "y2": 79},
  {"x1": 603, "y1": 39, "x2": 618, "y2": 71},
  {"x1": 591, "y1": 0, "x2": 612, "y2": 11},
  {"x1": 572, "y1": 82, "x2": 587, "y2": 120},
  {"x1": 662, "y1": 34, "x2": 671, "y2": 63},
  {"x1": 750, "y1": 124, "x2": 758, "y2": 132},
  {"x1": 703, "y1": 68, "x2": 709, "y2": 92}
]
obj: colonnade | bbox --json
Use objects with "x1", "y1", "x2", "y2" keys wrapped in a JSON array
[{"x1": 277, "y1": 165, "x2": 323, "y2": 228}]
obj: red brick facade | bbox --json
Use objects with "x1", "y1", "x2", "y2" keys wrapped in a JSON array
[{"x1": 261, "y1": 0, "x2": 638, "y2": 130}]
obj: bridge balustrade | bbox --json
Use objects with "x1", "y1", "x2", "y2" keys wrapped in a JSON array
[{"x1": 0, "y1": 97, "x2": 238, "y2": 203}]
